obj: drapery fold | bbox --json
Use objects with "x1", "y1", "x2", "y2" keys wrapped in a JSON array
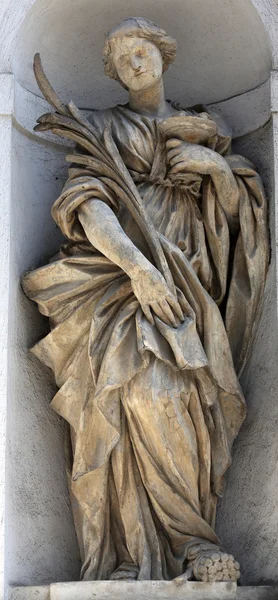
[{"x1": 22, "y1": 105, "x2": 268, "y2": 580}]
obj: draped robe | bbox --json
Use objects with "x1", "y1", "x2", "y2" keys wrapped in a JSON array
[{"x1": 22, "y1": 105, "x2": 269, "y2": 580}]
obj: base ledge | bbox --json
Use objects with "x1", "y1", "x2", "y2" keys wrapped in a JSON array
[
  {"x1": 9, "y1": 582, "x2": 278, "y2": 600},
  {"x1": 51, "y1": 581, "x2": 237, "y2": 600}
]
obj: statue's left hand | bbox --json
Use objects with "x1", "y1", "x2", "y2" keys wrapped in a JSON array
[
  {"x1": 166, "y1": 138, "x2": 227, "y2": 176},
  {"x1": 166, "y1": 138, "x2": 240, "y2": 221}
]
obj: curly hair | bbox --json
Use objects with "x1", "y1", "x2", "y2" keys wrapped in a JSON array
[{"x1": 103, "y1": 17, "x2": 177, "y2": 83}]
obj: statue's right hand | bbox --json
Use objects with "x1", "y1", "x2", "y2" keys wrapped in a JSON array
[{"x1": 130, "y1": 266, "x2": 184, "y2": 327}]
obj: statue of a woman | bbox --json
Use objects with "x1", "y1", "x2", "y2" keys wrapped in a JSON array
[{"x1": 23, "y1": 17, "x2": 269, "y2": 584}]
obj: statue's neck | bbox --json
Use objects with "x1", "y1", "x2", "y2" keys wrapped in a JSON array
[{"x1": 128, "y1": 78, "x2": 170, "y2": 118}]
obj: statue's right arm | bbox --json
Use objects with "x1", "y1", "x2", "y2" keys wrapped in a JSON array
[
  {"x1": 78, "y1": 198, "x2": 183, "y2": 327},
  {"x1": 78, "y1": 198, "x2": 152, "y2": 279}
]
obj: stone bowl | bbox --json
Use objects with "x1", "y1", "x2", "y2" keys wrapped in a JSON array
[{"x1": 158, "y1": 115, "x2": 217, "y2": 144}]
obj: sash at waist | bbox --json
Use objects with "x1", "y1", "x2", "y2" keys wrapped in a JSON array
[{"x1": 130, "y1": 170, "x2": 202, "y2": 196}]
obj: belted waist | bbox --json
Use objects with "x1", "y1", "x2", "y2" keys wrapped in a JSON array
[{"x1": 130, "y1": 170, "x2": 202, "y2": 196}]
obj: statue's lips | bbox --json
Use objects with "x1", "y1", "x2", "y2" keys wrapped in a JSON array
[
  {"x1": 158, "y1": 115, "x2": 217, "y2": 144},
  {"x1": 134, "y1": 70, "x2": 147, "y2": 77}
]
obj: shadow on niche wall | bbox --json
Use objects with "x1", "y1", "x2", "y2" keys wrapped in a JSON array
[
  {"x1": 7, "y1": 127, "x2": 81, "y2": 586},
  {"x1": 217, "y1": 121, "x2": 278, "y2": 586}
]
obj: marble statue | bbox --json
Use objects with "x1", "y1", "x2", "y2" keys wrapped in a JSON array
[{"x1": 22, "y1": 17, "x2": 269, "y2": 584}]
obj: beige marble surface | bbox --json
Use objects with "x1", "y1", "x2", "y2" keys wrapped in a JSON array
[
  {"x1": 50, "y1": 581, "x2": 237, "y2": 599},
  {"x1": 9, "y1": 583, "x2": 278, "y2": 600}
]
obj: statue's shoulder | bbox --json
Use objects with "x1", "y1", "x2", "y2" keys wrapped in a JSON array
[{"x1": 205, "y1": 107, "x2": 232, "y2": 139}]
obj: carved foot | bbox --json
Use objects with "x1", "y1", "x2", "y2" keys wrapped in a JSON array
[{"x1": 109, "y1": 562, "x2": 139, "y2": 581}]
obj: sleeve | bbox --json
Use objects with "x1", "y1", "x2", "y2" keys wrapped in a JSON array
[
  {"x1": 203, "y1": 153, "x2": 269, "y2": 376},
  {"x1": 224, "y1": 155, "x2": 269, "y2": 376}
]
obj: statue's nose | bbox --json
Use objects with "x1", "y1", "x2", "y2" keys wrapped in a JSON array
[{"x1": 131, "y1": 56, "x2": 142, "y2": 71}]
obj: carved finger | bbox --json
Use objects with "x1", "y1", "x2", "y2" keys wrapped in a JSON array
[
  {"x1": 170, "y1": 163, "x2": 199, "y2": 176},
  {"x1": 176, "y1": 287, "x2": 188, "y2": 307},
  {"x1": 169, "y1": 160, "x2": 191, "y2": 173},
  {"x1": 150, "y1": 302, "x2": 172, "y2": 326},
  {"x1": 166, "y1": 295, "x2": 184, "y2": 321},
  {"x1": 159, "y1": 300, "x2": 178, "y2": 327},
  {"x1": 166, "y1": 147, "x2": 180, "y2": 160},
  {"x1": 141, "y1": 304, "x2": 154, "y2": 326},
  {"x1": 177, "y1": 295, "x2": 189, "y2": 314},
  {"x1": 165, "y1": 138, "x2": 183, "y2": 150}
]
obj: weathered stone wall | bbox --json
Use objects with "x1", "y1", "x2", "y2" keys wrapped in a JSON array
[{"x1": 6, "y1": 125, "x2": 81, "y2": 585}]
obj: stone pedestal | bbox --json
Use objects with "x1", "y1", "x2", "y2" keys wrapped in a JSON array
[
  {"x1": 51, "y1": 581, "x2": 237, "y2": 600},
  {"x1": 8, "y1": 583, "x2": 278, "y2": 600}
]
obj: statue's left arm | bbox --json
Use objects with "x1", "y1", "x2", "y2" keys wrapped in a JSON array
[
  {"x1": 166, "y1": 139, "x2": 239, "y2": 225},
  {"x1": 166, "y1": 136, "x2": 269, "y2": 376}
]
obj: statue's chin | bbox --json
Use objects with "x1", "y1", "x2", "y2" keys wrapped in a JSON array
[{"x1": 127, "y1": 76, "x2": 161, "y2": 93}]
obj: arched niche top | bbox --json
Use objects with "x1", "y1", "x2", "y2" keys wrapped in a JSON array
[{"x1": 12, "y1": 0, "x2": 272, "y2": 110}]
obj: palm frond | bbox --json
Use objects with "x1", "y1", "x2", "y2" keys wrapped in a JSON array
[{"x1": 33, "y1": 53, "x2": 176, "y2": 296}]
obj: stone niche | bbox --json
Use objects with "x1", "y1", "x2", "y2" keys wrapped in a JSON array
[{"x1": 0, "y1": 0, "x2": 278, "y2": 599}]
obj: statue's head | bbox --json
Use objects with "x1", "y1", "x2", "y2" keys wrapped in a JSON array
[{"x1": 103, "y1": 17, "x2": 177, "y2": 91}]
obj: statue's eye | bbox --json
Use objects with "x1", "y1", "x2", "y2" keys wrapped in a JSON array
[{"x1": 119, "y1": 55, "x2": 129, "y2": 66}]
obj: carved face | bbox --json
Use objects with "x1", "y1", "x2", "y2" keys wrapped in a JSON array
[{"x1": 112, "y1": 36, "x2": 163, "y2": 91}]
